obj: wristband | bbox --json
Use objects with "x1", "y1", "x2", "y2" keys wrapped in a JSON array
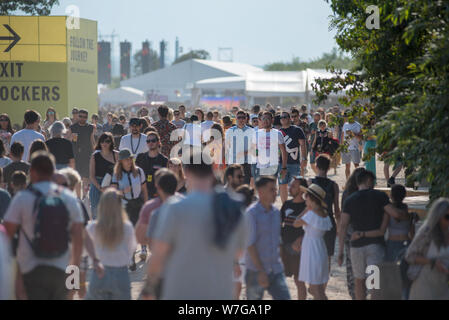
[{"x1": 282, "y1": 167, "x2": 287, "y2": 170}]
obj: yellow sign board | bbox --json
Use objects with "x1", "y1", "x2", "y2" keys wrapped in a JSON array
[{"x1": 0, "y1": 16, "x2": 97, "y2": 127}]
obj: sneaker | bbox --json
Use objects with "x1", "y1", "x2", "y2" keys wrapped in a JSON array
[
  {"x1": 139, "y1": 246, "x2": 148, "y2": 261},
  {"x1": 129, "y1": 256, "x2": 137, "y2": 271}
]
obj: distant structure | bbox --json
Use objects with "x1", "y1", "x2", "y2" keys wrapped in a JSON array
[
  {"x1": 120, "y1": 41, "x2": 131, "y2": 80},
  {"x1": 98, "y1": 41, "x2": 111, "y2": 84},
  {"x1": 160, "y1": 40, "x2": 166, "y2": 69},
  {"x1": 175, "y1": 37, "x2": 180, "y2": 61},
  {"x1": 142, "y1": 40, "x2": 151, "y2": 74},
  {"x1": 218, "y1": 47, "x2": 233, "y2": 62}
]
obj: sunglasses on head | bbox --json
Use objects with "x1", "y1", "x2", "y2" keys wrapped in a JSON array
[{"x1": 147, "y1": 138, "x2": 158, "y2": 143}]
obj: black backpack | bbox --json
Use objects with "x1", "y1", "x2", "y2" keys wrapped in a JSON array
[{"x1": 22, "y1": 186, "x2": 70, "y2": 259}]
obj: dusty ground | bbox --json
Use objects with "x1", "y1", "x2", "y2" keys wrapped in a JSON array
[{"x1": 82, "y1": 158, "x2": 406, "y2": 300}]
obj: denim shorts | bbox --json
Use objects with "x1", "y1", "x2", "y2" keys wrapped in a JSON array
[
  {"x1": 342, "y1": 150, "x2": 361, "y2": 164},
  {"x1": 85, "y1": 266, "x2": 131, "y2": 300},
  {"x1": 89, "y1": 177, "x2": 103, "y2": 219},
  {"x1": 278, "y1": 164, "x2": 301, "y2": 185},
  {"x1": 245, "y1": 269, "x2": 291, "y2": 300}
]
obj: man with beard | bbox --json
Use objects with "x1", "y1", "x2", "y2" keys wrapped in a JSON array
[
  {"x1": 136, "y1": 132, "x2": 168, "y2": 200},
  {"x1": 119, "y1": 118, "x2": 149, "y2": 158},
  {"x1": 224, "y1": 164, "x2": 244, "y2": 192},
  {"x1": 70, "y1": 109, "x2": 95, "y2": 196}
]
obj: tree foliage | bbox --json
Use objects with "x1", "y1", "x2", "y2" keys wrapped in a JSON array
[
  {"x1": 313, "y1": 0, "x2": 449, "y2": 202},
  {"x1": 133, "y1": 48, "x2": 160, "y2": 77},
  {"x1": 0, "y1": 0, "x2": 59, "y2": 15},
  {"x1": 265, "y1": 48, "x2": 356, "y2": 71},
  {"x1": 173, "y1": 50, "x2": 210, "y2": 65}
]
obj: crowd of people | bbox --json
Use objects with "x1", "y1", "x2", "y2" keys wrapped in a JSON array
[{"x1": 0, "y1": 103, "x2": 448, "y2": 300}]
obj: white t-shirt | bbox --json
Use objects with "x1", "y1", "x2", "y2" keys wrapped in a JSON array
[
  {"x1": 201, "y1": 120, "x2": 215, "y2": 142},
  {"x1": 119, "y1": 134, "x2": 149, "y2": 158},
  {"x1": 112, "y1": 167, "x2": 146, "y2": 205},
  {"x1": 254, "y1": 128, "x2": 284, "y2": 169},
  {"x1": 3, "y1": 182, "x2": 84, "y2": 274},
  {"x1": 10, "y1": 129, "x2": 45, "y2": 162},
  {"x1": 343, "y1": 121, "x2": 362, "y2": 151},
  {"x1": 182, "y1": 123, "x2": 202, "y2": 146},
  {"x1": 86, "y1": 220, "x2": 136, "y2": 267}
]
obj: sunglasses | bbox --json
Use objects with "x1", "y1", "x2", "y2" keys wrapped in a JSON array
[
  {"x1": 280, "y1": 115, "x2": 290, "y2": 119},
  {"x1": 147, "y1": 138, "x2": 158, "y2": 143},
  {"x1": 0, "y1": 118, "x2": 7, "y2": 122},
  {"x1": 102, "y1": 139, "x2": 112, "y2": 144},
  {"x1": 237, "y1": 116, "x2": 246, "y2": 120},
  {"x1": 78, "y1": 115, "x2": 87, "y2": 119},
  {"x1": 48, "y1": 111, "x2": 55, "y2": 115}
]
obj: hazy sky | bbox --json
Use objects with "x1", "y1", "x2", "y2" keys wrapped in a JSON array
[{"x1": 50, "y1": 0, "x2": 337, "y2": 68}]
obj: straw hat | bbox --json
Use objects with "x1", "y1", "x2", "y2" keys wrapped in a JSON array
[{"x1": 300, "y1": 184, "x2": 328, "y2": 208}]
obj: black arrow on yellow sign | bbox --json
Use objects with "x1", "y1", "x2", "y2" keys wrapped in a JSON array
[{"x1": 0, "y1": 24, "x2": 21, "y2": 52}]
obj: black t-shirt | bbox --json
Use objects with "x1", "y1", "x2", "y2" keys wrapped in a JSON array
[
  {"x1": 46, "y1": 138, "x2": 75, "y2": 165},
  {"x1": 280, "y1": 200, "x2": 306, "y2": 245},
  {"x1": 3, "y1": 161, "x2": 30, "y2": 184},
  {"x1": 70, "y1": 123, "x2": 94, "y2": 157},
  {"x1": 279, "y1": 125, "x2": 306, "y2": 164},
  {"x1": 112, "y1": 124, "x2": 126, "y2": 150},
  {"x1": 312, "y1": 176, "x2": 336, "y2": 226},
  {"x1": 343, "y1": 189, "x2": 390, "y2": 248},
  {"x1": 135, "y1": 152, "x2": 168, "y2": 198},
  {"x1": 3, "y1": 161, "x2": 30, "y2": 194}
]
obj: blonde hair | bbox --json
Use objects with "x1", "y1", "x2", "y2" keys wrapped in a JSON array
[
  {"x1": 95, "y1": 188, "x2": 128, "y2": 249},
  {"x1": 114, "y1": 158, "x2": 139, "y2": 181},
  {"x1": 168, "y1": 108, "x2": 174, "y2": 121},
  {"x1": 168, "y1": 157, "x2": 185, "y2": 181}
]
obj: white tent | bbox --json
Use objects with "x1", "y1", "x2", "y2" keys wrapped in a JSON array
[
  {"x1": 120, "y1": 59, "x2": 263, "y2": 102},
  {"x1": 98, "y1": 87, "x2": 145, "y2": 106}
]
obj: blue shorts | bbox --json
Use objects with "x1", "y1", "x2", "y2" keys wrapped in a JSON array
[
  {"x1": 278, "y1": 164, "x2": 301, "y2": 185},
  {"x1": 251, "y1": 164, "x2": 280, "y2": 180},
  {"x1": 310, "y1": 150, "x2": 316, "y2": 164}
]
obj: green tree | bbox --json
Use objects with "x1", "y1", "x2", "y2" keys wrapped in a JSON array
[
  {"x1": 265, "y1": 48, "x2": 356, "y2": 71},
  {"x1": 313, "y1": 0, "x2": 449, "y2": 202},
  {"x1": 0, "y1": 0, "x2": 59, "y2": 15},
  {"x1": 133, "y1": 48, "x2": 160, "y2": 77},
  {"x1": 173, "y1": 50, "x2": 210, "y2": 65}
]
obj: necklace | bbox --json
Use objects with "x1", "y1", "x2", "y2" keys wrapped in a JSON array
[{"x1": 130, "y1": 134, "x2": 141, "y2": 155}]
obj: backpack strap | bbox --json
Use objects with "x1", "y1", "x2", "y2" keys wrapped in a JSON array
[{"x1": 20, "y1": 185, "x2": 44, "y2": 251}]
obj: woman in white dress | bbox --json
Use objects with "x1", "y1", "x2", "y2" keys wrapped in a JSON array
[{"x1": 294, "y1": 184, "x2": 332, "y2": 300}]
